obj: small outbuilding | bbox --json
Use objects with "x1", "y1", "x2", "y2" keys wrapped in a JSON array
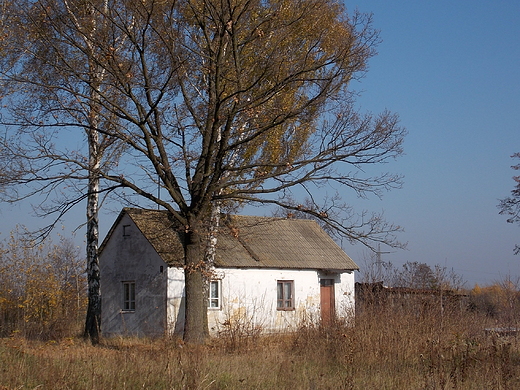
[{"x1": 100, "y1": 208, "x2": 359, "y2": 337}]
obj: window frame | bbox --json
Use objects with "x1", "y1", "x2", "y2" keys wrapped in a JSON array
[
  {"x1": 122, "y1": 281, "x2": 136, "y2": 311},
  {"x1": 277, "y1": 280, "x2": 295, "y2": 311},
  {"x1": 208, "y1": 279, "x2": 221, "y2": 310}
]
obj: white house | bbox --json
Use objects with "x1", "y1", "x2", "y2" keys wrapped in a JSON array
[{"x1": 100, "y1": 208, "x2": 359, "y2": 337}]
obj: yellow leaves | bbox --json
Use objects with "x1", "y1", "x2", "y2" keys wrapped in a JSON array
[{"x1": 0, "y1": 229, "x2": 86, "y2": 338}]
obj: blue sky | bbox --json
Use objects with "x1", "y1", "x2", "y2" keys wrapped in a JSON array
[
  {"x1": 347, "y1": 0, "x2": 520, "y2": 285},
  {"x1": 1, "y1": 1, "x2": 519, "y2": 287}
]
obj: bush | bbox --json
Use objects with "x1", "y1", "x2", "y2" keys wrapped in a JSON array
[
  {"x1": 0, "y1": 229, "x2": 86, "y2": 339},
  {"x1": 469, "y1": 279, "x2": 520, "y2": 326}
]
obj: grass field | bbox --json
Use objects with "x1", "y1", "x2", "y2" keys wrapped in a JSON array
[{"x1": 1, "y1": 306, "x2": 519, "y2": 390}]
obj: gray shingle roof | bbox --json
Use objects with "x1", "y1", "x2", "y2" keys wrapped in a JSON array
[{"x1": 118, "y1": 208, "x2": 358, "y2": 271}]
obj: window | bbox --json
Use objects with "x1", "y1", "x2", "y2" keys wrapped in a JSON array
[
  {"x1": 123, "y1": 225, "x2": 130, "y2": 237},
  {"x1": 123, "y1": 281, "x2": 136, "y2": 311},
  {"x1": 277, "y1": 280, "x2": 294, "y2": 310},
  {"x1": 208, "y1": 280, "x2": 221, "y2": 309}
]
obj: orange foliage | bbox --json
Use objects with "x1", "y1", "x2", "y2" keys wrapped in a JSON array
[
  {"x1": 0, "y1": 228, "x2": 86, "y2": 339},
  {"x1": 469, "y1": 278, "x2": 520, "y2": 325}
]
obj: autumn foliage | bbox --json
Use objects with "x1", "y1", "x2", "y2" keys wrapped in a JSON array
[
  {"x1": 469, "y1": 279, "x2": 520, "y2": 326},
  {"x1": 0, "y1": 229, "x2": 86, "y2": 339}
]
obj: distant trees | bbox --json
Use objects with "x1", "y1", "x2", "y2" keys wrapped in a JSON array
[
  {"x1": 1, "y1": 0, "x2": 406, "y2": 342},
  {"x1": 498, "y1": 153, "x2": 520, "y2": 254},
  {"x1": 360, "y1": 257, "x2": 520, "y2": 325},
  {"x1": 361, "y1": 259, "x2": 465, "y2": 291},
  {"x1": 391, "y1": 262, "x2": 465, "y2": 291},
  {"x1": 0, "y1": 229, "x2": 86, "y2": 339},
  {"x1": 469, "y1": 277, "x2": 520, "y2": 325},
  {"x1": 391, "y1": 261, "x2": 438, "y2": 289}
]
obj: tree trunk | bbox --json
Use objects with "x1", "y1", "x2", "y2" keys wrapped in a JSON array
[
  {"x1": 84, "y1": 124, "x2": 101, "y2": 345},
  {"x1": 183, "y1": 221, "x2": 209, "y2": 343}
]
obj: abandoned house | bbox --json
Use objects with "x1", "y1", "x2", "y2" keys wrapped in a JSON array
[{"x1": 100, "y1": 208, "x2": 359, "y2": 337}]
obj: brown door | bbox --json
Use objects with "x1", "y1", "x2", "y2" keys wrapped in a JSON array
[{"x1": 320, "y1": 279, "x2": 335, "y2": 325}]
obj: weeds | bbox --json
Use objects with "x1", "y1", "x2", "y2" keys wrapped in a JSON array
[
  {"x1": 2, "y1": 265, "x2": 520, "y2": 389},
  {"x1": 1, "y1": 306, "x2": 520, "y2": 389}
]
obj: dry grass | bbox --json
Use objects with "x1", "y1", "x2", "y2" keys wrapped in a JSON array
[{"x1": 1, "y1": 307, "x2": 520, "y2": 389}]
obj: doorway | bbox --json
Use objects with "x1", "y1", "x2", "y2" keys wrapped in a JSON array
[{"x1": 320, "y1": 278, "x2": 335, "y2": 325}]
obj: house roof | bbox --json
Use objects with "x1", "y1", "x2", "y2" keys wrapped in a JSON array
[{"x1": 106, "y1": 208, "x2": 359, "y2": 271}]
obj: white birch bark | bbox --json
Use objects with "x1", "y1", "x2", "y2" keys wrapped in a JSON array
[
  {"x1": 85, "y1": 112, "x2": 101, "y2": 343},
  {"x1": 204, "y1": 128, "x2": 247, "y2": 270},
  {"x1": 63, "y1": 0, "x2": 107, "y2": 343}
]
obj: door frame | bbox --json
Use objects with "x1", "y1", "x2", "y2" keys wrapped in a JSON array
[{"x1": 320, "y1": 278, "x2": 335, "y2": 325}]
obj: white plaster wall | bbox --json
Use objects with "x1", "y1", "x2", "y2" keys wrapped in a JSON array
[
  {"x1": 166, "y1": 267, "x2": 186, "y2": 335},
  {"x1": 211, "y1": 268, "x2": 319, "y2": 334},
  {"x1": 336, "y1": 271, "x2": 356, "y2": 319},
  {"x1": 166, "y1": 267, "x2": 356, "y2": 336}
]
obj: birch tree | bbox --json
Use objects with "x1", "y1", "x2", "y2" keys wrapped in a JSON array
[
  {"x1": 0, "y1": 0, "x2": 126, "y2": 344},
  {"x1": 1, "y1": 0, "x2": 406, "y2": 343}
]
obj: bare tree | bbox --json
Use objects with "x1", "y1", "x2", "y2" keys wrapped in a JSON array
[
  {"x1": 1, "y1": 0, "x2": 406, "y2": 343},
  {"x1": 387, "y1": 261, "x2": 464, "y2": 291},
  {"x1": 499, "y1": 153, "x2": 520, "y2": 254},
  {"x1": 0, "y1": 0, "x2": 128, "y2": 344}
]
